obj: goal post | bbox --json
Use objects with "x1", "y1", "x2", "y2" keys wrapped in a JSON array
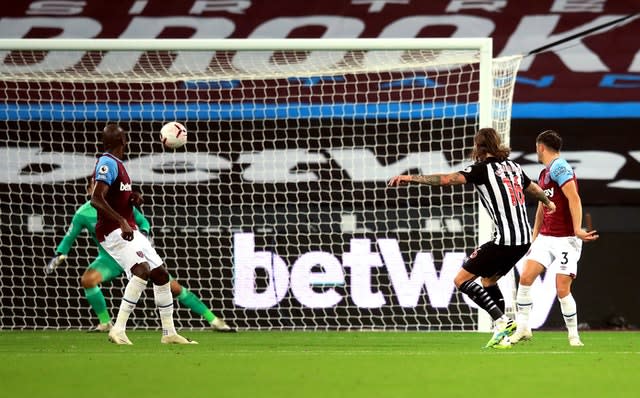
[{"x1": 0, "y1": 38, "x2": 521, "y2": 331}]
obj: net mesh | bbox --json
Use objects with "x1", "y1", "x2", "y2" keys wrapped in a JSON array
[{"x1": 0, "y1": 45, "x2": 521, "y2": 330}]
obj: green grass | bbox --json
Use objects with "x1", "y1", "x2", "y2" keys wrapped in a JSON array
[{"x1": 1, "y1": 330, "x2": 638, "y2": 398}]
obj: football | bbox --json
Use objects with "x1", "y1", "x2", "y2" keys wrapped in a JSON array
[{"x1": 160, "y1": 121, "x2": 187, "y2": 149}]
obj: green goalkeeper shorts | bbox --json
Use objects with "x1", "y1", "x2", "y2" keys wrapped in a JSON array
[{"x1": 87, "y1": 255, "x2": 125, "y2": 283}]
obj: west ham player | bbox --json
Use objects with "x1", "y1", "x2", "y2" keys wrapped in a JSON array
[
  {"x1": 47, "y1": 180, "x2": 234, "y2": 333},
  {"x1": 91, "y1": 124, "x2": 195, "y2": 344},
  {"x1": 388, "y1": 128, "x2": 555, "y2": 348},
  {"x1": 511, "y1": 130, "x2": 598, "y2": 346}
]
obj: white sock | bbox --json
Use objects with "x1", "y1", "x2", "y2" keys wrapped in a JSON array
[
  {"x1": 114, "y1": 275, "x2": 147, "y2": 330},
  {"x1": 516, "y1": 284, "x2": 532, "y2": 331},
  {"x1": 559, "y1": 293, "x2": 579, "y2": 338},
  {"x1": 154, "y1": 282, "x2": 176, "y2": 336}
]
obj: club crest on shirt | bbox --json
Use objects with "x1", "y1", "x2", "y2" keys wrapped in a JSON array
[{"x1": 136, "y1": 251, "x2": 144, "y2": 258}]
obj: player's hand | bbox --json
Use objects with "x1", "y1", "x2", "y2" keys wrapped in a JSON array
[
  {"x1": 129, "y1": 191, "x2": 144, "y2": 208},
  {"x1": 575, "y1": 228, "x2": 599, "y2": 242},
  {"x1": 543, "y1": 201, "x2": 556, "y2": 214},
  {"x1": 388, "y1": 175, "x2": 412, "y2": 187},
  {"x1": 120, "y1": 222, "x2": 134, "y2": 241},
  {"x1": 45, "y1": 254, "x2": 67, "y2": 274}
]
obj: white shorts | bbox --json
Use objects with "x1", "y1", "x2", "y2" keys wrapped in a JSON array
[
  {"x1": 526, "y1": 234, "x2": 583, "y2": 277},
  {"x1": 101, "y1": 229, "x2": 164, "y2": 279}
]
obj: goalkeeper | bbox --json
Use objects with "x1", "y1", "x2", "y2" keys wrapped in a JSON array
[{"x1": 47, "y1": 180, "x2": 234, "y2": 333}]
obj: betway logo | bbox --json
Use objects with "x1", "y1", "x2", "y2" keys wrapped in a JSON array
[
  {"x1": 2, "y1": 147, "x2": 640, "y2": 189},
  {"x1": 234, "y1": 232, "x2": 466, "y2": 309},
  {"x1": 544, "y1": 187, "x2": 554, "y2": 197},
  {"x1": 233, "y1": 233, "x2": 559, "y2": 328},
  {"x1": 120, "y1": 182, "x2": 132, "y2": 191}
]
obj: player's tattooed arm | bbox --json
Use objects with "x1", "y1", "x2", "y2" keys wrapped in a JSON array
[
  {"x1": 526, "y1": 182, "x2": 556, "y2": 213},
  {"x1": 388, "y1": 173, "x2": 467, "y2": 187},
  {"x1": 412, "y1": 175, "x2": 443, "y2": 185}
]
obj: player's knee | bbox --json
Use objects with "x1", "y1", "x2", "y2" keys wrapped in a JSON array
[
  {"x1": 150, "y1": 267, "x2": 170, "y2": 285},
  {"x1": 556, "y1": 286, "x2": 571, "y2": 298},
  {"x1": 519, "y1": 270, "x2": 538, "y2": 286},
  {"x1": 481, "y1": 275, "x2": 500, "y2": 287},
  {"x1": 519, "y1": 274, "x2": 535, "y2": 286},
  {"x1": 80, "y1": 271, "x2": 100, "y2": 288},
  {"x1": 454, "y1": 274, "x2": 471, "y2": 288},
  {"x1": 130, "y1": 263, "x2": 151, "y2": 280}
]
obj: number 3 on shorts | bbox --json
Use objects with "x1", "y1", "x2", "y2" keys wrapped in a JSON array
[{"x1": 560, "y1": 251, "x2": 568, "y2": 265}]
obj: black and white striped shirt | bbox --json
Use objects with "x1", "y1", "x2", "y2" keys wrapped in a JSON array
[{"x1": 459, "y1": 158, "x2": 532, "y2": 246}]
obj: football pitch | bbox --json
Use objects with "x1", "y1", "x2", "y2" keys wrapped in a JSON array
[{"x1": 1, "y1": 330, "x2": 638, "y2": 398}]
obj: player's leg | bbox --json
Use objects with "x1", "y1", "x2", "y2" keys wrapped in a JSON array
[
  {"x1": 106, "y1": 261, "x2": 149, "y2": 344},
  {"x1": 101, "y1": 229, "x2": 151, "y2": 344},
  {"x1": 555, "y1": 237, "x2": 583, "y2": 346},
  {"x1": 82, "y1": 263, "x2": 110, "y2": 329},
  {"x1": 480, "y1": 275, "x2": 514, "y2": 348},
  {"x1": 148, "y1": 267, "x2": 196, "y2": 344},
  {"x1": 511, "y1": 259, "x2": 545, "y2": 343},
  {"x1": 455, "y1": 244, "x2": 507, "y2": 321},
  {"x1": 455, "y1": 269, "x2": 506, "y2": 322},
  {"x1": 456, "y1": 269, "x2": 513, "y2": 349},
  {"x1": 82, "y1": 256, "x2": 125, "y2": 331},
  {"x1": 135, "y1": 231, "x2": 196, "y2": 344},
  {"x1": 481, "y1": 243, "x2": 531, "y2": 317},
  {"x1": 512, "y1": 236, "x2": 553, "y2": 343},
  {"x1": 170, "y1": 279, "x2": 235, "y2": 332},
  {"x1": 454, "y1": 244, "x2": 515, "y2": 348},
  {"x1": 482, "y1": 276, "x2": 505, "y2": 314},
  {"x1": 557, "y1": 275, "x2": 582, "y2": 346}
]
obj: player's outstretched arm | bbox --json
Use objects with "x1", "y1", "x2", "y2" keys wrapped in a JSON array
[
  {"x1": 561, "y1": 180, "x2": 599, "y2": 242},
  {"x1": 46, "y1": 213, "x2": 85, "y2": 274},
  {"x1": 388, "y1": 172, "x2": 467, "y2": 187}
]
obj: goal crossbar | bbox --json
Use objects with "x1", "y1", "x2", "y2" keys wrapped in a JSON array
[{"x1": 0, "y1": 38, "x2": 492, "y2": 51}]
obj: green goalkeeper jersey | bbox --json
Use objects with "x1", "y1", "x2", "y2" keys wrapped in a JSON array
[{"x1": 55, "y1": 201, "x2": 150, "y2": 257}]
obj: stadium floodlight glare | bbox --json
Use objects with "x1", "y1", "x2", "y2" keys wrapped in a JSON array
[{"x1": 0, "y1": 38, "x2": 521, "y2": 331}]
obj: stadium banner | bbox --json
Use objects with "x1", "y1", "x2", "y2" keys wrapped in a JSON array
[
  {"x1": 1, "y1": 0, "x2": 640, "y2": 115},
  {"x1": 1, "y1": 119, "x2": 639, "y2": 205}
]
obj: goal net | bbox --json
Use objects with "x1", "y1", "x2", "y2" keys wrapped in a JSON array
[{"x1": 0, "y1": 39, "x2": 521, "y2": 331}]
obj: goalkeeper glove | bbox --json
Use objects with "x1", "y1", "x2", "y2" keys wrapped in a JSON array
[{"x1": 45, "y1": 254, "x2": 67, "y2": 274}]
